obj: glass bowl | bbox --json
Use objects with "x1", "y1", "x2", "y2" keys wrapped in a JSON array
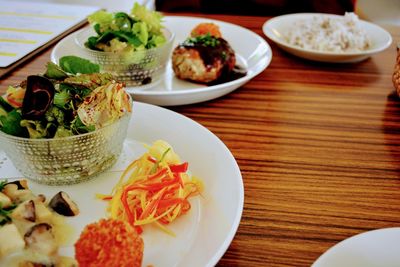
[
  {"x1": 75, "y1": 27, "x2": 174, "y2": 86},
  {"x1": 0, "y1": 111, "x2": 132, "y2": 185}
]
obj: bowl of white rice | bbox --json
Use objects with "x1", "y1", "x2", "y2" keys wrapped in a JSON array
[{"x1": 262, "y1": 12, "x2": 392, "y2": 63}]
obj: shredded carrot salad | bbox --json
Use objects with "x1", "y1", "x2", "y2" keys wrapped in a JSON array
[{"x1": 98, "y1": 140, "x2": 203, "y2": 235}]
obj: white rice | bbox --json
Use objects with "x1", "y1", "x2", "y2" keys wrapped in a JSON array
[{"x1": 285, "y1": 12, "x2": 371, "y2": 53}]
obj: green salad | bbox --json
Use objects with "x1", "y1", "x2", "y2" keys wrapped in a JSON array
[
  {"x1": 0, "y1": 56, "x2": 132, "y2": 139},
  {"x1": 85, "y1": 3, "x2": 166, "y2": 53}
]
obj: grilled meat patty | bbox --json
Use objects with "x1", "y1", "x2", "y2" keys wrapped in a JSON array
[
  {"x1": 172, "y1": 38, "x2": 235, "y2": 83},
  {"x1": 172, "y1": 23, "x2": 236, "y2": 84}
]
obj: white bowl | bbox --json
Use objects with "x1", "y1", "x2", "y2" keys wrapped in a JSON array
[{"x1": 262, "y1": 13, "x2": 393, "y2": 63}]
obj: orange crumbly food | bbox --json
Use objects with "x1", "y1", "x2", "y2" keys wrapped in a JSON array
[
  {"x1": 190, "y1": 22, "x2": 222, "y2": 38},
  {"x1": 74, "y1": 218, "x2": 144, "y2": 267}
]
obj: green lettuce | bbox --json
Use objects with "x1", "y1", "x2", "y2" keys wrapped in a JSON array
[
  {"x1": 44, "y1": 62, "x2": 69, "y2": 80},
  {"x1": 0, "y1": 106, "x2": 6, "y2": 117},
  {"x1": 88, "y1": 10, "x2": 113, "y2": 32},
  {"x1": 45, "y1": 106, "x2": 65, "y2": 125},
  {"x1": 54, "y1": 126, "x2": 73, "y2": 138},
  {"x1": 131, "y1": 2, "x2": 163, "y2": 33},
  {"x1": 85, "y1": 3, "x2": 166, "y2": 52},
  {"x1": 63, "y1": 73, "x2": 114, "y2": 91},
  {"x1": 59, "y1": 56, "x2": 100, "y2": 75},
  {"x1": 0, "y1": 96, "x2": 13, "y2": 112},
  {"x1": 20, "y1": 120, "x2": 52, "y2": 139},
  {"x1": 54, "y1": 90, "x2": 71, "y2": 109},
  {"x1": 0, "y1": 109, "x2": 25, "y2": 136},
  {"x1": 71, "y1": 116, "x2": 95, "y2": 134},
  {"x1": 132, "y1": 21, "x2": 148, "y2": 45}
]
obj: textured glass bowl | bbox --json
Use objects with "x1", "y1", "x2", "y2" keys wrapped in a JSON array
[
  {"x1": 0, "y1": 112, "x2": 132, "y2": 185},
  {"x1": 75, "y1": 27, "x2": 174, "y2": 86}
]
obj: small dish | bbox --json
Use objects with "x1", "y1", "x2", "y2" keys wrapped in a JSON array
[
  {"x1": 312, "y1": 228, "x2": 400, "y2": 267},
  {"x1": 75, "y1": 27, "x2": 175, "y2": 86},
  {"x1": 262, "y1": 13, "x2": 392, "y2": 63}
]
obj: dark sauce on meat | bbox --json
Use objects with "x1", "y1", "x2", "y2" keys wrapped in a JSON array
[
  {"x1": 207, "y1": 65, "x2": 247, "y2": 86},
  {"x1": 179, "y1": 37, "x2": 247, "y2": 85},
  {"x1": 181, "y1": 38, "x2": 232, "y2": 66}
]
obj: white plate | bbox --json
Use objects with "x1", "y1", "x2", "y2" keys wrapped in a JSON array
[
  {"x1": 312, "y1": 228, "x2": 400, "y2": 267},
  {"x1": 0, "y1": 101, "x2": 244, "y2": 267},
  {"x1": 51, "y1": 16, "x2": 272, "y2": 106},
  {"x1": 262, "y1": 13, "x2": 392, "y2": 63}
]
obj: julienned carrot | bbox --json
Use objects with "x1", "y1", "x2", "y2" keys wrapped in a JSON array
[{"x1": 99, "y1": 140, "x2": 203, "y2": 235}]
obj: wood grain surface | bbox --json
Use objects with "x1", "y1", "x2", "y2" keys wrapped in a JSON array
[{"x1": 1, "y1": 13, "x2": 399, "y2": 267}]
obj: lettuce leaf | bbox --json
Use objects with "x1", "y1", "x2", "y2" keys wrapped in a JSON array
[
  {"x1": 0, "y1": 109, "x2": 25, "y2": 136},
  {"x1": 0, "y1": 96, "x2": 13, "y2": 112},
  {"x1": 146, "y1": 34, "x2": 166, "y2": 49},
  {"x1": 20, "y1": 119, "x2": 52, "y2": 139},
  {"x1": 45, "y1": 106, "x2": 65, "y2": 125},
  {"x1": 88, "y1": 10, "x2": 113, "y2": 32},
  {"x1": 114, "y1": 12, "x2": 133, "y2": 32},
  {"x1": 59, "y1": 56, "x2": 100, "y2": 75},
  {"x1": 54, "y1": 90, "x2": 71, "y2": 109},
  {"x1": 44, "y1": 62, "x2": 69, "y2": 80},
  {"x1": 54, "y1": 126, "x2": 73, "y2": 138},
  {"x1": 63, "y1": 73, "x2": 114, "y2": 91},
  {"x1": 71, "y1": 116, "x2": 95, "y2": 134},
  {"x1": 86, "y1": 3, "x2": 165, "y2": 52},
  {"x1": 132, "y1": 21, "x2": 148, "y2": 45},
  {"x1": 0, "y1": 105, "x2": 6, "y2": 117},
  {"x1": 131, "y1": 2, "x2": 163, "y2": 34}
]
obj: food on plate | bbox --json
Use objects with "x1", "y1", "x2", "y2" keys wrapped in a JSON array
[
  {"x1": 48, "y1": 192, "x2": 80, "y2": 217},
  {"x1": 0, "y1": 55, "x2": 132, "y2": 185},
  {"x1": 75, "y1": 218, "x2": 143, "y2": 267},
  {"x1": 172, "y1": 22, "x2": 246, "y2": 84},
  {"x1": 98, "y1": 140, "x2": 203, "y2": 235},
  {"x1": 191, "y1": 22, "x2": 222, "y2": 38},
  {"x1": 284, "y1": 12, "x2": 371, "y2": 53},
  {"x1": 0, "y1": 179, "x2": 78, "y2": 266},
  {"x1": 78, "y1": 3, "x2": 173, "y2": 86},
  {"x1": 0, "y1": 55, "x2": 132, "y2": 138},
  {"x1": 85, "y1": 3, "x2": 166, "y2": 53}
]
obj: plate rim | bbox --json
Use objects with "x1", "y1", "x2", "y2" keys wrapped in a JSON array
[
  {"x1": 312, "y1": 227, "x2": 400, "y2": 267},
  {"x1": 132, "y1": 15, "x2": 272, "y2": 96},
  {"x1": 133, "y1": 101, "x2": 244, "y2": 267},
  {"x1": 0, "y1": 101, "x2": 245, "y2": 267},
  {"x1": 51, "y1": 15, "x2": 272, "y2": 100},
  {"x1": 262, "y1": 12, "x2": 392, "y2": 58}
]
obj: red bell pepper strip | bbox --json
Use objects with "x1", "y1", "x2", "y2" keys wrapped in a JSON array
[{"x1": 169, "y1": 162, "x2": 188, "y2": 173}]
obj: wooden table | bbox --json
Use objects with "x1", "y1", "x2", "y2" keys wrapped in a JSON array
[{"x1": 1, "y1": 13, "x2": 399, "y2": 267}]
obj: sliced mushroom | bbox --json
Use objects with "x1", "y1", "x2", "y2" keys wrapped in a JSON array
[
  {"x1": 36, "y1": 194, "x2": 46, "y2": 203},
  {"x1": 48, "y1": 192, "x2": 79, "y2": 217},
  {"x1": 24, "y1": 223, "x2": 58, "y2": 256},
  {"x1": 2, "y1": 184, "x2": 34, "y2": 204},
  {"x1": 0, "y1": 223, "x2": 25, "y2": 258},
  {"x1": 11, "y1": 199, "x2": 36, "y2": 222},
  {"x1": 4, "y1": 179, "x2": 29, "y2": 190}
]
